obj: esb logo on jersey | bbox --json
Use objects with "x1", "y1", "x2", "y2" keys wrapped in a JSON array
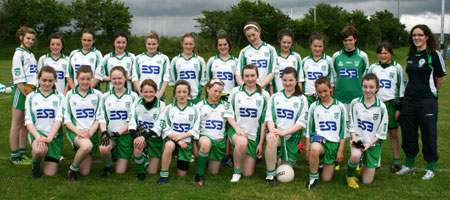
[
  {"x1": 139, "y1": 120, "x2": 154, "y2": 130},
  {"x1": 251, "y1": 59, "x2": 268, "y2": 68},
  {"x1": 357, "y1": 119, "x2": 374, "y2": 132},
  {"x1": 110, "y1": 110, "x2": 128, "y2": 120},
  {"x1": 179, "y1": 71, "x2": 196, "y2": 79},
  {"x1": 75, "y1": 108, "x2": 95, "y2": 119},
  {"x1": 239, "y1": 108, "x2": 257, "y2": 118},
  {"x1": 319, "y1": 121, "x2": 337, "y2": 131},
  {"x1": 339, "y1": 68, "x2": 358, "y2": 78},
  {"x1": 173, "y1": 123, "x2": 190, "y2": 133},
  {"x1": 276, "y1": 108, "x2": 294, "y2": 119},
  {"x1": 36, "y1": 109, "x2": 55, "y2": 119},
  {"x1": 216, "y1": 71, "x2": 233, "y2": 80},
  {"x1": 142, "y1": 65, "x2": 160, "y2": 74},
  {"x1": 205, "y1": 120, "x2": 223, "y2": 130}
]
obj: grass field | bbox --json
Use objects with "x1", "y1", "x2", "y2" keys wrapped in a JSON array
[{"x1": 0, "y1": 48, "x2": 450, "y2": 199}]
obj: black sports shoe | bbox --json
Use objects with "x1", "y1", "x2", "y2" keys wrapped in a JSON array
[
  {"x1": 158, "y1": 177, "x2": 168, "y2": 185},
  {"x1": 195, "y1": 174, "x2": 205, "y2": 186},
  {"x1": 306, "y1": 179, "x2": 318, "y2": 189},
  {"x1": 221, "y1": 155, "x2": 233, "y2": 167},
  {"x1": 265, "y1": 175, "x2": 278, "y2": 187},
  {"x1": 391, "y1": 165, "x2": 401, "y2": 173},
  {"x1": 32, "y1": 166, "x2": 41, "y2": 179},
  {"x1": 137, "y1": 173, "x2": 146, "y2": 181},
  {"x1": 68, "y1": 169, "x2": 78, "y2": 181},
  {"x1": 101, "y1": 167, "x2": 112, "y2": 178}
]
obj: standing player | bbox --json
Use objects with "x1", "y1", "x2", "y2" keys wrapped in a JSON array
[
  {"x1": 264, "y1": 67, "x2": 308, "y2": 187},
  {"x1": 346, "y1": 73, "x2": 388, "y2": 189},
  {"x1": 367, "y1": 42, "x2": 406, "y2": 172},
  {"x1": 97, "y1": 66, "x2": 139, "y2": 178},
  {"x1": 271, "y1": 29, "x2": 302, "y2": 95},
  {"x1": 128, "y1": 79, "x2": 166, "y2": 181},
  {"x1": 25, "y1": 66, "x2": 65, "y2": 178},
  {"x1": 65, "y1": 66, "x2": 102, "y2": 181},
  {"x1": 94, "y1": 31, "x2": 135, "y2": 91},
  {"x1": 236, "y1": 22, "x2": 277, "y2": 89},
  {"x1": 132, "y1": 32, "x2": 170, "y2": 100},
  {"x1": 10, "y1": 26, "x2": 37, "y2": 165},
  {"x1": 332, "y1": 26, "x2": 369, "y2": 111},
  {"x1": 67, "y1": 29, "x2": 103, "y2": 89},
  {"x1": 301, "y1": 32, "x2": 334, "y2": 105},
  {"x1": 170, "y1": 33, "x2": 206, "y2": 104},
  {"x1": 305, "y1": 76, "x2": 349, "y2": 189},
  {"x1": 153, "y1": 80, "x2": 200, "y2": 185},
  {"x1": 205, "y1": 33, "x2": 238, "y2": 100},
  {"x1": 229, "y1": 64, "x2": 269, "y2": 182},
  {"x1": 37, "y1": 33, "x2": 69, "y2": 95},
  {"x1": 194, "y1": 79, "x2": 235, "y2": 186}
]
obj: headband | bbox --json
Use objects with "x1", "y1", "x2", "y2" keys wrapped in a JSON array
[{"x1": 243, "y1": 24, "x2": 259, "y2": 31}]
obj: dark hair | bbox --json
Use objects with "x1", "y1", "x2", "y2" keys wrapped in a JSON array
[
  {"x1": 112, "y1": 31, "x2": 128, "y2": 51},
  {"x1": 76, "y1": 65, "x2": 93, "y2": 79},
  {"x1": 110, "y1": 66, "x2": 127, "y2": 88},
  {"x1": 407, "y1": 24, "x2": 438, "y2": 56},
  {"x1": 309, "y1": 32, "x2": 327, "y2": 47},
  {"x1": 39, "y1": 66, "x2": 57, "y2": 90},
  {"x1": 16, "y1": 26, "x2": 36, "y2": 41},
  {"x1": 315, "y1": 76, "x2": 331, "y2": 89},
  {"x1": 244, "y1": 21, "x2": 261, "y2": 32},
  {"x1": 173, "y1": 80, "x2": 191, "y2": 99},
  {"x1": 216, "y1": 33, "x2": 232, "y2": 50},
  {"x1": 362, "y1": 73, "x2": 380, "y2": 90},
  {"x1": 281, "y1": 67, "x2": 301, "y2": 96},
  {"x1": 205, "y1": 79, "x2": 224, "y2": 99},
  {"x1": 82, "y1": 28, "x2": 95, "y2": 39},
  {"x1": 376, "y1": 41, "x2": 394, "y2": 55},
  {"x1": 340, "y1": 26, "x2": 358, "y2": 40},
  {"x1": 140, "y1": 79, "x2": 158, "y2": 92},
  {"x1": 49, "y1": 33, "x2": 65, "y2": 53},
  {"x1": 278, "y1": 28, "x2": 294, "y2": 42},
  {"x1": 242, "y1": 64, "x2": 262, "y2": 94}
]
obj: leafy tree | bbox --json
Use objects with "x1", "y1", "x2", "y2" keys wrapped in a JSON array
[
  {"x1": 37, "y1": 0, "x2": 71, "y2": 36},
  {"x1": 349, "y1": 10, "x2": 375, "y2": 49},
  {"x1": 0, "y1": 0, "x2": 41, "y2": 40},
  {"x1": 70, "y1": 0, "x2": 104, "y2": 33},
  {"x1": 101, "y1": 0, "x2": 132, "y2": 37},
  {"x1": 370, "y1": 10, "x2": 408, "y2": 47}
]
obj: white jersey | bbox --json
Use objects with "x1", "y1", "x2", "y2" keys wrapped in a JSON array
[
  {"x1": 132, "y1": 51, "x2": 170, "y2": 91},
  {"x1": 64, "y1": 86, "x2": 102, "y2": 131},
  {"x1": 96, "y1": 51, "x2": 135, "y2": 90},
  {"x1": 206, "y1": 54, "x2": 238, "y2": 95},
  {"x1": 97, "y1": 88, "x2": 138, "y2": 133},
  {"x1": 265, "y1": 91, "x2": 308, "y2": 140},
  {"x1": 349, "y1": 97, "x2": 388, "y2": 144},
  {"x1": 128, "y1": 98, "x2": 166, "y2": 139},
  {"x1": 237, "y1": 42, "x2": 278, "y2": 85},
  {"x1": 152, "y1": 101, "x2": 200, "y2": 143},
  {"x1": 12, "y1": 47, "x2": 38, "y2": 86},
  {"x1": 229, "y1": 86, "x2": 270, "y2": 141},
  {"x1": 37, "y1": 53, "x2": 69, "y2": 94},
  {"x1": 196, "y1": 99, "x2": 234, "y2": 141},
  {"x1": 170, "y1": 53, "x2": 207, "y2": 99},
  {"x1": 306, "y1": 99, "x2": 349, "y2": 143},
  {"x1": 300, "y1": 53, "x2": 335, "y2": 96},
  {"x1": 25, "y1": 89, "x2": 65, "y2": 136},
  {"x1": 368, "y1": 61, "x2": 406, "y2": 102},
  {"x1": 68, "y1": 47, "x2": 103, "y2": 85},
  {"x1": 273, "y1": 50, "x2": 303, "y2": 93}
]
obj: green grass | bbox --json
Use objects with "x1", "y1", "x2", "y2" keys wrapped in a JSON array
[{"x1": 0, "y1": 50, "x2": 450, "y2": 199}]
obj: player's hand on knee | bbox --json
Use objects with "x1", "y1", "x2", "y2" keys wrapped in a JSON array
[
  {"x1": 134, "y1": 136, "x2": 145, "y2": 149},
  {"x1": 100, "y1": 131, "x2": 111, "y2": 146},
  {"x1": 178, "y1": 141, "x2": 187, "y2": 150}
]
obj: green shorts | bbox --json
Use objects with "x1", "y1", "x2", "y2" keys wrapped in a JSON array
[
  {"x1": 305, "y1": 95, "x2": 317, "y2": 106},
  {"x1": 384, "y1": 101, "x2": 399, "y2": 129},
  {"x1": 163, "y1": 137, "x2": 193, "y2": 162},
  {"x1": 227, "y1": 127, "x2": 259, "y2": 159},
  {"x1": 66, "y1": 130, "x2": 99, "y2": 157},
  {"x1": 191, "y1": 95, "x2": 202, "y2": 104},
  {"x1": 113, "y1": 133, "x2": 133, "y2": 159},
  {"x1": 311, "y1": 141, "x2": 339, "y2": 165},
  {"x1": 201, "y1": 136, "x2": 226, "y2": 161},
  {"x1": 29, "y1": 130, "x2": 63, "y2": 160},
  {"x1": 145, "y1": 136, "x2": 163, "y2": 159},
  {"x1": 363, "y1": 141, "x2": 383, "y2": 168},
  {"x1": 12, "y1": 86, "x2": 26, "y2": 110},
  {"x1": 278, "y1": 135, "x2": 300, "y2": 165}
]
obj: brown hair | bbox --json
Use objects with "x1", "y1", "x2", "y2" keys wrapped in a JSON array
[
  {"x1": 340, "y1": 26, "x2": 358, "y2": 40},
  {"x1": 281, "y1": 67, "x2": 301, "y2": 96},
  {"x1": 110, "y1": 66, "x2": 127, "y2": 88},
  {"x1": 216, "y1": 33, "x2": 232, "y2": 50},
  {"x1": 205, "y1": 79, "x2": 224, "y2": 98},
  {"x1": 242, "y1": 64, "x2": 262, "y2": 94},
  {"x1": 309, "y1": 32, "x2": 327, "y2": 47},
  {"x1": 112, "y1": 30, "x2": 128, "y2": 51},
  {"x1": 145, "y1": 32, "x2": 160, "y2": 44},
  {"x1": 244, "y1": 21, "x2": 261, "y2": 32},
  {"x1": 278, "y1": 28, "x2": 294, "y2": 42},
  {"x1": 76, "y1": 65, "x2": 93, "y2": 79},
  {"x1": 16, "y1": 26, "x2": 36, "y2": 41},
  {"x1": 181, "y1": 32, "x2": 196, "y2": 54},
  {"x1": 362, "y1": 73, "x2": 379, "y2": 90},
  {"x1": 407, "y1": 24, "x2": 438, "y2": 56},
  {"x1": 376, "y1": 41, "x2": 394, "y2": 55},
  {"x1": 49, "y1": 33, "x2": 65, "y2": 53},
  {"x1": 39, "y1": 66, "x2": 57, "y2": 90},
  {"x1": 140, "y1": 79, "x2": 158, "y2": 92},
  {"x1": 173, "y1": 80, "x2": 191, "y2": 99},
  {"x1": 315, "y1": 76, "x2": 331, "y2": 89}
]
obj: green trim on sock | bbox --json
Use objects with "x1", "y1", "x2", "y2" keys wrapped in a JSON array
[
  {"x1": 234, "y1": 168, "x2": 243, "y2": 175},
  {"x1": 104, "y1": 160, "x2": 113, "y2": 168},
  {"x1": 426, "y1": 161, "x2": 436, "y2": 172},
  {"x1": 266, "y1": 169, "x2": 276, "y2": 177},
  {"x1": 10, "y1": 150, "x2": 20, "y2": 160},
  {"x1": 405, "y1": 157, "x2": 416, "y2": 169},
  {"x1": 160, "y1": 170, "x2": 169, "y2": 177},
  {"x1": 198, "y1": 151, "x2": 209, "y2": 157},
  {"x1": 309, "y1": 172, "x2": 319, "y2": 180},
  {"x1": 196, "y1": 151, "x2": 209, "y2": 175},
  {"x1": 134, "y1": 155, "x2": 145, "y2": 173},
  {"x1": 18, "y1": 148, "x2": 26, "y2": 155},
  {"x1": 347, "y1": 160, "x2": 358, "y2": 177},
  {"x1": 32, "y1": 160, "x2": 40, "y2": 168},
  {"x1": 393, "y1": 158, "x2": 401, "y2": 166},
  {"x1": 70, "y1": 164, "x2": 79, "y2": 172}
]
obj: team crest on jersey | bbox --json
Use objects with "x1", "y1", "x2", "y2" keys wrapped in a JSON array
[
  {"x1": 225, "y1": 103, "x2": 230, "y2": 110},
  {"x1": 418, "y1": 59, "x2": 425, "y2": 68},
  {"x1": 389, "y1": 72, "x2": 395, "y2": 79},
  {"x1": 62, "y1": 64, "x2": 67, "y2": 69},
  {"x1": 354, "y1": 61, "x2": 360, "y2": 66},
  {"x1": 91, "y1": 100, "x2": 97, "y2": 106},
  {"x1": 321, "y1": 65, "x2": 326, "y2": 71},
  {"x1": 256, "y1": 100, "x2": 261, "y2": 107},
  {"x1": 334, "y1": 112, "x2": 339, "y2": 119},
  {"x1": 157, "y1": 60, "x2": 162, "y2": 64},
  {"x1": 293, "y1": 102, "x2": 299, "y2": 108},
  {"x1": 53, "y1": 101, "x2": 58, "y2": 108},
  {"x1": 160, "y1": 120, "x2": 167, "y2": 129},
  {"x1": 89, "y1": 58, "x2": 95, "y2": 64},
  {"x1": 338, "y1": 61, "x2": 343, "y2": 67},
  {"x1": 264, "y1": 52, "x2": 269, "y2": 58},
  {"x1": 189, "y1": 114, "x2": 194, "y2": 121},
  {"x1": 292, "y1": 61, "x2": 296, "y2": 66},
  {"x1": 373, "y1": 114, "x2": 379, "y2": 120},
  {"x1": 194, "y1": 64, "x2": 199, "y2": 70},
  {"x1": 126, "y1": 102, "x2": 130, "y2": 108},
  {"x1": 153, "y1": 114, "x2": 158, "y2": 120},
  {"x1": 14, "y1": 68, "x2": 21, "y2": 76},
  {"x1": 127, "y1": 63, "x2": 131, "y2": 68}
]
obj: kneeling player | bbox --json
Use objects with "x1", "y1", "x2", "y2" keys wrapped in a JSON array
[
  {"x1": 129, "y1": 79, "x2": 166, "y2": 180},
  {"x1": 305, "y1": 76, "x2": 349, "y2": 189},
  {"x1": 264, "y1": 67, "x2": 308, "y2": 187},
  {"x1": 346, "y1": 73, "x2": 388, "y2": 188}
]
